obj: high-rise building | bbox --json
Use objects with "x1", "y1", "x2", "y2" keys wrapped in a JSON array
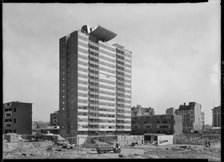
[
  {"x1": 59, "y1": 25, "x2": 132, "y2": 137},
  {"x1": 131, "y1": 105, "x2": 155, "y2": 117},
  {"x1": 212, "y1": 106, "x2": 221, "y2": 127},
  {"x1": 50, "y1": 110, "x2": 59, "y2": 126},
  {"x1": 175, "y1": 102, "x2": 202, "y2": 133},
  {"x1": 3, "y1": 101, "x2": 32, "y2": 134}
]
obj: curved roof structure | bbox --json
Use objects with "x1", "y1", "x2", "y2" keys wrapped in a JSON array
[{"x1": 90, "y1": 25, "x2": 117, "y2": 42}]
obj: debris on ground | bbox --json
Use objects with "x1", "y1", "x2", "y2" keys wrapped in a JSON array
[
  {"x1": 179, "y1": 145, "x2": 191, "y2": 149},
  {"x1": 3, "y1": 141, "x2": 220, "y2": 161},
  {"x1": 118, "y1": 154, "x2": 124, "y2": 158}
]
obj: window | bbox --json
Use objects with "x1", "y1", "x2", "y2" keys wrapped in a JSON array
[
  {"x1": 6, "y1": 124, "x2": 11, "y2": 127},
  {"x1": 5, "y1": 108, "x2": 12, "y2": 112},
  {"x1": 14, "y1": 118, "x2": 16, "y2": 123},
  {"x1": 5, "y1": 119, "x2": 12, "y2": 122},
  {"x1": 14, "y1": 108, "x2": 16, "y2": 112},
  {"x1": 14, "y1": 130, "x2": 16, "y2": 133}
]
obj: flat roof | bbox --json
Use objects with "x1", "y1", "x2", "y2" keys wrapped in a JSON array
[{"x1": 4, "y1": 101, "x2": 33, "y2": 104}]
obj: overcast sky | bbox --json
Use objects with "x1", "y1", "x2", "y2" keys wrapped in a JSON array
[{"x1": 3, "y1": 2, "x2": 220, "y2": 124}]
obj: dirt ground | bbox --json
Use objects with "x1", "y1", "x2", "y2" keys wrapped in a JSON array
[{"x1": 3, "y1": 141, "x2": 221, "y2": 161}]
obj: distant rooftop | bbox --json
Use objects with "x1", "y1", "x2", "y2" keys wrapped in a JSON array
[{"x1": 212, "y1": 106, "x2": 221, "y2": 110}]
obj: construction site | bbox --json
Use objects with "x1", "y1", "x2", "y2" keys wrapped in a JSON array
[{"x1": 3, "y1": 132, "x2": 221, "y2": 161}]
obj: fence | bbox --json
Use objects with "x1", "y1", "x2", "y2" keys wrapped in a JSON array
[
  {"x1": 66, "y1": 135, "x2": 144, "y2": 146},
  {"x1": 174, "y1": 134, "x2": 221, "y2": 145}
]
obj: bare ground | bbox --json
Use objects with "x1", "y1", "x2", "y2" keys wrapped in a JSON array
[{"x1": 3, "y1": 141, "x2": 221, "y2": 161}]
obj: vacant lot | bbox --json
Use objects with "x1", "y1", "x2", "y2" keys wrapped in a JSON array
[{"x1": 3, "y1": 141, "x2": 221, "y2": 161}]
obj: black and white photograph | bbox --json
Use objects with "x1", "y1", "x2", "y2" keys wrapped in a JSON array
[{"x1": 2, "y1": 1, "x2": 221, "y2": 160}]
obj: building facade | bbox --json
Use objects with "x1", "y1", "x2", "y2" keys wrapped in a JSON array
[
  {"x1": 59, "y1": 25, "x2": 132, "y2": 137},
  {"x1": 3, "y1": 101, "x2": 32, "y2": 134},
  {"x1": 50, "y1": 110, "x2": 59, "y2": 126},
  {"x1": 166, "y1": 107, "x2": 175, "y2": 115},
  {"x1": 175, "y1": 102, "x2": 202, "y2": 133},
  {"x1": 212, "y1": 106, "x2": 221, "y2": 127},
  {"x1": 131, "y1": 114, "x2": 182, "y2": 135},
  {"x1": 131, "y1": 105, "x2": 155, "y2": 117}
]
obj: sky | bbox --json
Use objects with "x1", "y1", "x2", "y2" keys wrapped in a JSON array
[{"x1": 3, "y1": 2, "x2": 220, "y2": 124}]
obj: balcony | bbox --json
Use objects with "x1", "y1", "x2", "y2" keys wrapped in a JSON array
[
  {"x1": 89, "y1": 59, "x2": 99, "y2": 65},
  {"x1": 78, "y1": 109, "x2": 88, "y2": 113},
  {"x1": 89, "y1": 85, "x2": 99, "y2": 89},
  {"x1": 116, "y1": 57, "x2": 125, "y2": 62},
  {"x1": 88, "y1": 128, "x2": 99, "y2": 131},
  {"x1": 78, "y1": 121, "x2": 88, "y2": 125},
  {"x1": 88, "y1": 122, "x2": 99, "y2": 125},
  {"x1": 89, "y1": 91, "x2": 99, "y2": 95},
  {"x1": 89, "y1": 52, "x2": 99, "y2": 59},
  {"x1": 89, "y1": 103, "x2": 99, "y2": 107},
  {"x1": 116, "y1": 96, "x2": 125, "y2": 100},
  {"x1": 98, "y1": 128, "x2": 116, "y2": 131},
  {"x1": 116, "y1": 128, "x2": 131, "y2": 131},
  {"x1": 78, "y1": 128, "x2": 88, "y2": 131},
  {"x1": 116, "y1": 117, "x2": 131, "y2": 121},
  {"x1": 89, "y1": 66, "x2": 99, "y2": 71},
  {"x1": 89, "y1": 109, "x2": 99, "y2": 113},
  {"x1": 116, "y1": 72, "x2": 125, "y2": 77},
  {"x1": 116, "y1": 112, "x2": 125, "y2": 116},
  {"x1": 89, "y1": 44, "x2": 99, "y2": 51},
  {"x1": 116, "y1": 123, "x2": 131, "y2": 126},
  {"x1": 89, "y1": 73, "x2": 99, "y2": 78},
  {"x1": 89, "y1": 115, "x2": 99, "y2": 119},
  {"x1": 89, "y1": 78, "x2": 99, "y2": 83},
  {"x1": 78, "y1": 115, "x2": 88, "y2": 118},
  {"x1": 89, "y1": 60, "x2": 99, "y2": 66}
]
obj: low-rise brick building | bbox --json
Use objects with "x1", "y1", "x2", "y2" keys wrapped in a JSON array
[
  {"x1": 131, "y1": 114, "x2": 182, "y2": 135},
  {"x1": 3, "y1": 101, "x2": 32, "y2": 134}
]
